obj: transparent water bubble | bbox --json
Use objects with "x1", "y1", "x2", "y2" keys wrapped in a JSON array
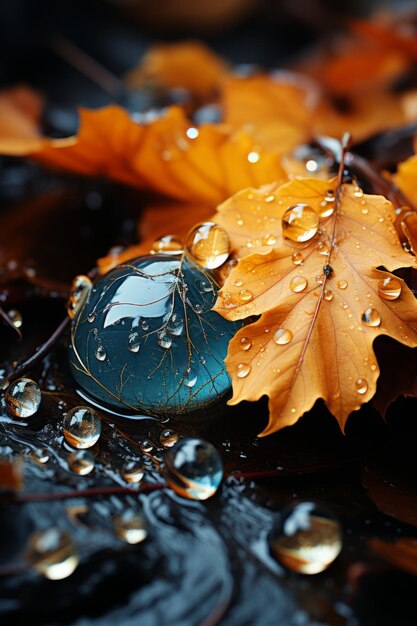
[
  {"x1": 63, "y1": 406, "x2": 101, "y2": 449},
  {"x1": 159, "y1": 429, "x2": 179, "y2": 448},
  {"x1": 269, "y1": 502, "x2": 342, "y2": 574},
  {"x1": 67, "y1": 449, "x2": 95, "y2": 475},
  {"x1": 282, "y1": 204, "x2": 319, "y2": 243},
  {"x1": 114, "y1": 510, "x2": 148, "y2": 544},
  {"x1": 122, "y1": 460, "x2": 144, "y2": 483},
  {"x1": 26, "y1": 528, "x2": 79, "y2": 580},
  {"x1": 31, "y1": 447, "x2": 50, "y2": 464},
  {"x1": 361, "y1": 308, "x2": 381, "y2": 327},
  {"x1": 165, "y1": 438, "x2": 223, "y2": 500},
  {"x1": 67, "y1": 275, "x2": 92, "y2": 320},
  {"x1": 5, "y1": 378, "x2": 42, "y2": 419},
  {"x1": 378, "y1": 276, "x2": 402, "y2": 301},
  {"x1": 186, "y1": 222, "x2": 230, "y2": 269}
]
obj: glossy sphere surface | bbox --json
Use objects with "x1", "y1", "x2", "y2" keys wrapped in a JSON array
[
  {"x1": 63, "y1": 406, "x2": 101, "y2": 449},
  {"x1": 5, "y1": 378, "x2": 42, "y2": 419},
  {"x1": 69, "y1": 255, "x2": 239, "y2": 416},
  {"x1": 269, "y1": 502, "x2": 342, "y2": 574},
  {"x1": 26, "y1": 528, "x2": 79, "y2": 580},
  {"x1": 165, "y1": 437, "x2": 223, "y2": 500}
]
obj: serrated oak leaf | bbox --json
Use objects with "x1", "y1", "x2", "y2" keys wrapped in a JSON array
[{"x1": 214, "y1": 177, "x2": 417, "y2": 435}]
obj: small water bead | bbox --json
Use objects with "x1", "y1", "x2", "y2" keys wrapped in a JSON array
[
  {"x1": 95, "y1": 344, "x2": 107, "y2": 361},
  {"x1": 292, "y1": 251, "x2": 304, "y2": 266},
  {"x1": 127, "y1": 331, "x2": 141, "y2": 352},
  {"x1": 269, "y1": 502, "x2": 342, "y2": 575},
  {"x1": 262, "y1": 234, "x2": 278, "y2": 246},
  {"x1": 5, "y1": 378, "x2": 42, "y2": 419},
  {"x1": 186, "y1": 222, "x2": 230, "y2": 269},
  {"x1": 239, "y1": 289, "x2": 253, "y2": 303},
  {"x1": 167, "y1": 314, "x2": 184, "y2": 336},
  {"x1": 157, "y1": 331, "x2": 172, "y2": 349},
  {"x1": 355, "y1": 378, "x2": 368, "y2": 395},
  {"x1": 325, "y1": 190, "x2": 335, "y2": 202},
  {"x1": 184, "y1": 368, "x2": 198, "y2": 388},
  {"x1": 63, "y1": 406, "x2": 101, "y2": 449},
  {"x1": 354, "y1": 186, "x2": 364, "y2": 198},
  {"x1": 274, "y1": 328, "x2": 293, "y2": 345},
  {"x1": 151, "y1": 235, "x2": 183, "y2": 255},
  {"x1": 239, "y1": 337, "x2": 252, "y2": 351},
  {"x1": 87, "y1": 312, "x2": 96, "y2": 323},
  {"x1": 247, "y1": 149, "x2": 260, "y2": 163},
  {"x1": 165, "y1": 438, "x2": 223, "y2": 500},
  {"x1": 378, "y1": 276, "x2": 402, "y2": 301},
  {"x1": 141, "y1": 319, "x2": 150, "y2": 331},
  {"x1": 67, "y1": 450, "x2": 95, "y2": 475},
  {"x1": 141, "y1": 440, "x2": 153, "y2": 453},
  {"x1": 67, "y1": 275, "x2": 92, "y2": 320},
  {"x1": 319, "y1": 203, "x2": 334, "y2": 219},
  {"x1": 237, "y1": 363, "x2": 251, "y2": 378},
  {"x1": 282, "y1": 204, "x2": 319, "y2": 243},
  {"x1": 290, "y1": 276, "x2": 308, "y2": 293},
  {"x1": 317, "y1": 242, "x2": 330, "y2": 256},
  {"x1": 26, "y1": 528, "x2": 79, "y2": 580},
  {"x1": 324, "y1": 289, "x2": 333, "y2": 302},
  {"x1": 7, "y1": 309, "x2": 22, "y2": 328},
  {"x1": 31, "y1": 447, "x2": 50, "y2": 464},
  {"x1": 114, "y1": 510, "x2": 148, "y2": 544},
  {"x1": 122, "y1": 460, "x2": 145, "y2": 483},
  {"x1": 361, "y1": 207, "x2": 369, "y2": 215},
  {"x1": 361, "y1": 308, "x2": 381, "y2": 327},
  {"x1": 337, "y1": 279, "x2": 348, "y2": 290},
  {"x1": 159, "y1": 429, "x2": 179, "y2": 448}
]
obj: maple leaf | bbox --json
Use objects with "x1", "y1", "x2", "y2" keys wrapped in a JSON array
[
  {"x1": 125, "y1": 41, "x2": 229, "y2": 101},
  {"x1": 0, "y1": 104, "x2": 286, "y2": 205},
  {"x1": 213, "y1": 175, "x2": 417, "y2": 436}
]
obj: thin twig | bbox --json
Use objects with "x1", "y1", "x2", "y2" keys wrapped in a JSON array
[{"x1": 0, "y1": 305, "x2": 22, "y2": 340}]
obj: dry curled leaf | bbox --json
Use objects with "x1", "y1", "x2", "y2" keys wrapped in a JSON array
[
  {"x1": 125, "y1": 41, "x2": 229, "y2": 101},
  {"x1": 214, "y1": 176, "x2": 417, "y2": 435},
  {"x1": 0, "y1": 105, "x2": 285, "y2": 205}
]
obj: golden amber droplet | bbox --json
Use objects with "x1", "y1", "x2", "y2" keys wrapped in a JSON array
[
  {"x1": 274, "y1": 328, "x2": 293, "y2": 345},
  {"x1": 361, "y1": 308, "x2": 381, "y2": 327},
  {"x1": 290, "y1": 276, "x2": 308, "y2": 293},
  {"x1": 151, "y1": 234, "x2": 183, "y2": 255},
  {"x1": 186, "y1": 222, "x2": 230, "y2": 269},
  {"x1": 378, "y1": 276, "x2": 402, "y2": 301},
  {"x1": 337, "y1": 279, "x2": 348, "y2": 290},
  {"x1": 239, "y1": 337, "x2": 252, "y2": 351},
  {"x1": 238, "y1": 289, "x2": 253, "y2": 303},
  {"x1": 67, "y1": 275, "x2": 92, "y2": 320},
  {"x1": 317, "y1": 241, "x2": 329, "y2": 256},
  {"x1": 355, "y1": 378, "x2": 368, "y2": 394},
  {"x1": 292, "y1": 251, "x2": 304, "y2": 266},
  {"x1": 281, "y1": 204, "x2": 319, "y2": 243},
  {"x1": 237, "y1": 363, "x2": 251, "y2": 378}
]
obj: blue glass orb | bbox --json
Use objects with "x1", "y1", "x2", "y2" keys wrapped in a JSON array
[
  {"x1": 69, "y1": 255, "x2": 240, "y2": 417},
  {"x1": 165, "y1": 437, "x2": 223, "y2": 500}
]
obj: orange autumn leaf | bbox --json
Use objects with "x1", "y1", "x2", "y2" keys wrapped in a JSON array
[
  {"x1": 369, "y1": 538, "x2": 417, "y2": 577},
  {"x1": 0, "y1": 105, "x2": 286, "y2": 205},
  {"x1": 125, "y1": 41, "x2": 229, "y2": 101},
  {"x1": 0, "y1": 86, "x2": 44, "y2": 153},
  {"x1": 222, "y1": 73, "x2": 318, "y2": 152},
  {"x1": 214, "y1": 177, "x2": 417, "y2": 436},
  {"x1": 394, "y1": 149, "x2": 417, "y2": 211}
]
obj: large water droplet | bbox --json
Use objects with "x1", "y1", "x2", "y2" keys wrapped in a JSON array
[
  {"x1": 157, "y1": 331, "x2": 172, "y2": 349},
  {"x1": 269, "y1": 502, "x2": 342, "y2": 574},
  {"x1": 166, "y1": 314, "x2": 184, "y2": 336},
  {"x1": 378, "y1": 276, "x2": 402, "y2": 301},
  {"x1": 355, "y1": 378, "x2": 368, "y2": 394},
  {"x1": 165, "y1": 438, "x2": 223, "y2": 500},
  {"x1": 114, "y1": 510, "x2": 148, "y2": 544},
  {"x1": 5, "y1": 378, "x2": 41, "y2": 419},
  {"x1": 274, "y1": 328, "x2": 293, "y2": 345},
  {"x1": 127, "y1": 331, "x2": 141, "y2": 353},
  {"x1": 290, "y1": 276, "x2": 308, "y2": 293},
  {"x1": 67, "y1": 450, "x2": 95, "y2": 475},
  {"x1": 151, "y1": 235, "x2": 183, "y2": 255},
  {"x1": 67, "y1": 275, "x2": 92, "y2": 320},
  {"x1": 186, "y1": 222, "x2": 230, "y2": 269},
  {"x1": 282, "y1": 204, "x2": 319, "y2": 243},
  {"x1": 63, "y1": 406, "x2": 101, "y2": 449},
  {"x1": 26, "y1": 528, "x2": 79, "y2": 580},
  {"x1": 361, "y1": 308, "x2": 381, "y2": 327},
  {"x1": 184, "y1": 368, "x2": 198, "y2": 387},
  {"x1": 237, "y1": 363, "x2": 251, "y2": 378}
]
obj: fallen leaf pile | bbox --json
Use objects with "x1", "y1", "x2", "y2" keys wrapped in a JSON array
[{"x1": 2, "y1": 11, "x2": 417, "y2": 435}]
